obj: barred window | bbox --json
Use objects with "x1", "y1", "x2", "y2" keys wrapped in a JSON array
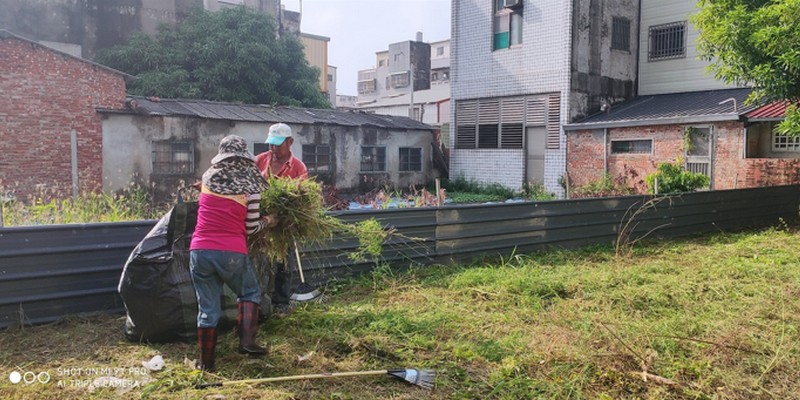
[
  {"x1": 649, "y1": 21, "x2": 686, "y2": 61},
  {"x1": 399, "y1": 147, "x2": 422, "y2": 172},
  {"x1": 360, "y1": 146, "x2": 386, "y2": 172},
  {"x1": 302, "y1": 144, "x2": 331, "y2": 173},
  {"x1": 611, "y1": 139, "x2": 652, "y2": 154},
  {"x1": 152, "y1": 140, "x2": 194, "y2": 175},
  {"x1": 611, "y1": 17, "x2": 630, "y2": 52}
]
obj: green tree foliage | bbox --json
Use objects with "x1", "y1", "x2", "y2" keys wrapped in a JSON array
[
  {"x1": 693, "y1": 0, "x2": 800, "y2": 134},
  {"x1": 96, "y1": 7, "x2": 330, "y2": 108},
  {"x1": 645, "y1": 161, "x2": 709, "y2": 194}
]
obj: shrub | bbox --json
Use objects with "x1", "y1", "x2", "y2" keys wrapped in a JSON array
[
  {"x1": 645, "y1": 161, "x2": 709, "y2": 194},
  {"x1": 571, "y1": 174, "x2": 636, "y2": 198}
]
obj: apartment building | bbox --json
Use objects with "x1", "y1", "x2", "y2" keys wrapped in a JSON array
[
  {"x1": 450, "y1": 0, "x2": 638, "y2": 196},
  {"x1": 564, "y1": 0, "x2": 800, "y2": 192}
]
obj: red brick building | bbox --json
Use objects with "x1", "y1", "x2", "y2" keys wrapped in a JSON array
[
  {"x1": 564, "y1": 89, "x2": 800, "y2": 196},
  {"x1": 0, "y1": 30, "x2": 129, "y2": 200}
]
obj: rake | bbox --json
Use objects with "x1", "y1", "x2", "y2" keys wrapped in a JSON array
[
  {"x1": 289, "y1": 240, "x2": 325, "y2": 303},
  {"x1": 195, "y1": 367, "x2": 435, "y2": 390}
]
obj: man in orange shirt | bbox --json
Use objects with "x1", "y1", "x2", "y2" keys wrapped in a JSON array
[{"x1": 255, "y1": 123, "x2": 308, "y2": 315}]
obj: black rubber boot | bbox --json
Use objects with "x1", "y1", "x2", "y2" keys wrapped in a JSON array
[
  {"x1": 197, "y1": 327, "x2": 217, "y2": 371},
  {"x1": 237, "y1": 301, "x2": 267, "y2": 355}
]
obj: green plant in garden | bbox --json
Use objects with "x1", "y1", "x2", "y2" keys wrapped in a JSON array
[
  {"x1": 645, "y1": 161, "x2": 710, "y2": 194},
  {"x1": 572, "y1": 173, "x2": 636, "y2": 198},
  {"x1": 694, "y1": 0, "x2": 800, "y2": 135},
  {"x1": 0, "y1": 184, "x2": 164, "y2": 226}
]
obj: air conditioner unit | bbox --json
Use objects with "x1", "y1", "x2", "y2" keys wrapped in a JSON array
[{"x1": 504, "y1": 0, "x2": 522, "y2": 8}]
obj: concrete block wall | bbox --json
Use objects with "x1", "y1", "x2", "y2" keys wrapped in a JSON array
[
  {"x1": 0, "y1": 38, "x2": 127, "y2": 200},
  {"x1": 450, "y1": 0, "x2": 572, "y2": 196}
]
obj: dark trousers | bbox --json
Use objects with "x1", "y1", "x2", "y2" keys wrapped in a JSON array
[{"x1": 270, "y1": 260, "x2": 294, "y2": 305}]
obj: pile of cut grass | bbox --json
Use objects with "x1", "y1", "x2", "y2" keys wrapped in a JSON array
[{"x1": 3, "y1": 227, "x2": 800, "y2": 399}]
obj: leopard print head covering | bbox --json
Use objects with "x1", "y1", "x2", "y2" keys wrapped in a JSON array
[{"x1": 202, "y1": 135, "x2": 267, "y2": 195}]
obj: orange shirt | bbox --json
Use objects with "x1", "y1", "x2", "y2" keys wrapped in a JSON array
[{"x1": 255, "y1": 151, "x2": 308, "y2": 180}]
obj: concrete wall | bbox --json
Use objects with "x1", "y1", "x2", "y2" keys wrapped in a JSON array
[
  {"x1": 638, "y1": 0, "x2": 734, "y2": 95},
  {"x1": 0, "y1": 0, "x2": 280, "y2": 59},
  {"x1": 569, "y1": 0, "x2": 639, "y2": 121},
  {"x1": 0, "y1": 37, "x2": 127, "y2": 200},
  {"x1": 102, "y1": 114, "x2": 437, "y2": 200}
]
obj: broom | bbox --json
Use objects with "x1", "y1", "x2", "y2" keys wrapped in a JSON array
[
  {"x1": 289, "y1": 240, "x2": 324, "y2": 303},
  {"x1": 195, "y1": 367, "x2": 435, "y2": 390}
]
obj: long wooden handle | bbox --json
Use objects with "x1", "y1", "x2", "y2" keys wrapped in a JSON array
[
  {"x1": 198, "y1": 370, "x2": 389, "y2": 388},
  {"x1": 293, "y1": 240, "x2": 306, "y2": 283}
]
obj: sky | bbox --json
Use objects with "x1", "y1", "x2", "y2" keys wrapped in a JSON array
[{"x1": 285, "y1": 0, "x2": 451, "y2": 96}]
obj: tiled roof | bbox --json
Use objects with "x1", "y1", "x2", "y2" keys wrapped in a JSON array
[
  {"x1": 103, "y1": 96, "x2": 434, "y2": 131},
  {"x1": 564, "y1": 88, "x2": 756, "y2": 130},
  {"x1": 745, "y1": 101, "x2": 790, "y2": 120}
]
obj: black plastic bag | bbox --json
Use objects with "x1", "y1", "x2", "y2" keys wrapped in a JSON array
[{"x1": 118, "y1": 201, "x2": 238, "y2": 342}]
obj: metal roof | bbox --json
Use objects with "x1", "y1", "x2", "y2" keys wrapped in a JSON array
[
  {"x1": 564, "y1": 88, "x2": 756, "y2": 131},
  {"x1": 745, "y1": 101, "x2": 790, "y2": 121},
  {"x1": 104, "y1": 96, "x2": 434, "y2": 131}
]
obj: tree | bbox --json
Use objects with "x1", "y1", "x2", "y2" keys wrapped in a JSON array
[
  {"x1": 693, "y1": 0, "x2": 800, "y2": 134},
  {"x1": 96, "y1": 7, "x2": 330, "y2": 108}
]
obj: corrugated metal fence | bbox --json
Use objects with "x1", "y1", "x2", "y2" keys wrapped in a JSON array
[{"x1": 1, "y1": 185, "x2": 798, "y2": 329}]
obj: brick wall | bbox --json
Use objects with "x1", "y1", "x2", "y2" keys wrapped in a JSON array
[
  {"x1": 0, "y1": 37, "x2": 126, "y2": 200},
  {"x1": 567, "y1": 121, "x2": 749, "y2": 194}
]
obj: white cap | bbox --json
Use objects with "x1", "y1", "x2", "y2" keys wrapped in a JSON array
[{"x1": 266, "y1": 123, "x2": 292, "y2": 145}]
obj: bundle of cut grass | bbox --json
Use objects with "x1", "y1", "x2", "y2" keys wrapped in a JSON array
[{"x1": 248, "y1": 177, "x2": 392, "y2": 266}]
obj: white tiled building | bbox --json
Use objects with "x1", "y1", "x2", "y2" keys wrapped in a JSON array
[{"x1": 451, "y1": 0, "x2": 639, "y2": 196}]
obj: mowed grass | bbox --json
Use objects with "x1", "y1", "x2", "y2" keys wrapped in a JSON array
[{"x1": 2, "y1": 228, "x2": 800, "y2": 399}]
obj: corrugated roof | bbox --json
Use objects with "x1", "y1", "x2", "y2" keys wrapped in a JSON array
[
  {"x1": 745, "y1": 101, "x2": 790, "y2": 120},
  {"x1": 111, "y1": 96, "x2": 434, "y2": 130},
  {"x1": 564, "y1": 88, "x2": 756, "y2": 130}
]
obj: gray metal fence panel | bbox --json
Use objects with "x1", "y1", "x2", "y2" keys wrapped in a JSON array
[
  {"x1": 0, "y1": 222, "x2": 155, "y2": 329},
  {"x1": 1, "y1": 185, "x2": 798, "y2": 329}
]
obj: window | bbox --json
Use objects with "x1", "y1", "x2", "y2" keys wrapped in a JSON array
[
  {"x1": 389, "y1": 71, "x2": 409, "y2": 88},
  {"x1": 360, "y1": 146, "x2": 386, "y2": 172},
  {"x1": 358, "y1": 79, "x2": 376, "y2": 94},
  {"x1": 152, "y1": 140, "x2": 194, "y2": 175},
  {"x1": 436, "y1": 46, "x2": 445, "y2": 56},
  {"x1": 649, "y1": 21, "x2": 686, "y2": 61},
  {"x1": 493, "y1": 0, "x2": 523, "y2": 50},
  {"x1": 611, "y1": 17, "x2": 630, "y2": 52},
  {"x1": 327, "y1": 74, "x2": 333, "y2": 82},
  {"x1": 455, "y1": 97, "x2": 527, "y2": 150},
  {"x1": 399, "y1": 147, "x2": 422, "y2": 172},
  {"x1": 773, "y1": 130, "x2": 800, "y2": 152},
  {"x1": 302, "y1": 144, "x2": 332, "y2": 173},
  {"x1": 378, "y1": 59, "x2": 386, "y2": 67},
  {"x1": 394, "y1": 54, "x2": 402, "y2": 62},
  {"x1": 432, "y1": 72, "x2": 439, "y2": 81},
  {"x1": 611, "y1": 139, "x2": 652, "y2": 154}
]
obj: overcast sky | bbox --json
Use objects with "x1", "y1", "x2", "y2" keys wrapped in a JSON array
[{"x1": 288, "y1": 0, "x2": 451, "y2": 96}]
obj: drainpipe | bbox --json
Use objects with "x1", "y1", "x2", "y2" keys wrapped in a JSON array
[
  {"x1": 634, "y1": 0, "x2": 642, "y2": 96},
  {"x1": 71, "y1": 129, "x2": 78, "y2": 199},
  {"x1": 603, "y1": 128, "x2": 608, "y2": 175}
]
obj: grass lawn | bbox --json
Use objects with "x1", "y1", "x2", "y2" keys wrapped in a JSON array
[{"x1": 2, "y1": 227, "x2": 800, "y2": 399}]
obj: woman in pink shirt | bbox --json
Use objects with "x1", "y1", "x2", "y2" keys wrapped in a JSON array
[{"x1": 190, "y1": 135, "x2": 277, "y2": 371}]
